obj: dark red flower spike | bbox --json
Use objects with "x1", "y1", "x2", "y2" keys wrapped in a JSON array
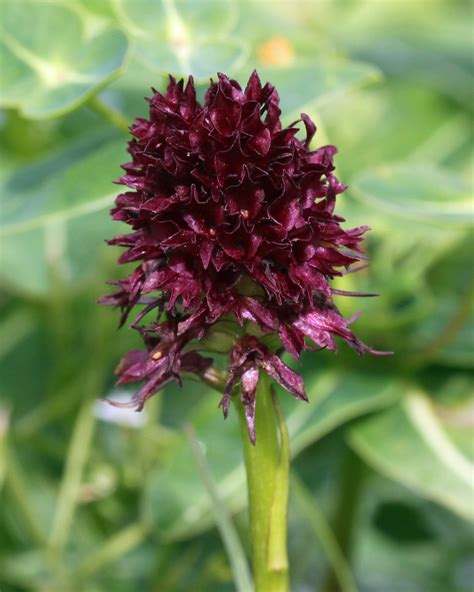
[{"x1": 102, "y1": 71, "x2": 388, "y2": 442}]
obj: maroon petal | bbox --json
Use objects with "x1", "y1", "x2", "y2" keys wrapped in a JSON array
[
  {"x1": 241, "y1": 366, "x2": 259, "y2": 444},
  {"x1": 279, "y1": 324, "x2": 304, "y2": 359},
  {"x1": 301, "y1": 113, "x2": 316, "y2": 148},
  {"x1": 261, "y1": 352, "x2": 308, "y2": 402},
  {"x1": 244, "y1": 70, "x2": 262, "y2": 100},
  {"x1": 268, "y1": 195, "x2": 301, "y2": 231}
]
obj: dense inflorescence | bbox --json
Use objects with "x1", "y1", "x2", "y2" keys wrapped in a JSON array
[{"x1": 102, "y1": 71, "x2": 383, "y2": 442}]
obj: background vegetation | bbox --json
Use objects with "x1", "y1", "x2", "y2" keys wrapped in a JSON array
[{"x1": 0, "y1": 0, "x2": 472, "y2": 591}]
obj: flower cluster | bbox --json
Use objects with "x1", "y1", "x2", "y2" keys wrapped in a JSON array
[{"x1": 102, "y1": 71, "x2": 383, "y2": 442}]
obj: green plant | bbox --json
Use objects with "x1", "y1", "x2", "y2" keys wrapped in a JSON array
[{"x1": 1, "y1": 1, "x2": 472, "y2": 591}]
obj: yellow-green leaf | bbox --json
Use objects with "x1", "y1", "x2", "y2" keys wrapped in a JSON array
[{"x1": 0, "y1": 0, "x2": 128, "y2": 118}]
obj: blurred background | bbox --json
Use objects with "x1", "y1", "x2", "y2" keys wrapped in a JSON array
[{"x1": 0, "y1": 0, "x2": 473, "y2": 591}]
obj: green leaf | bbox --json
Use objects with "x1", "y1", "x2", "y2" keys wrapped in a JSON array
[
  {"x1": 352, "y1": 163, "x2": 473, "y2": 226},
  {"x1": 74, "y1": 523, "x2": 149, "y2": 578},
  {"x1": 114, "y1": 0, "x2": 247, "y2": 80},
  {"x1": 115, "y1": 0, "x2": 237, "y2": 38},
  {"x1": 136, "y1": 37, "x2": 248, "y2": 81},
  {"x1": 185, "y1": 424, "x2": 253, "y2": 592},
  {"x1": 254, "y1": 59, "x2": 382, "y2": 121},
  {"x1": 0, "y1": 136, "x2": 125, "y2": 295},
  {"x1": 0, "y1": 137, "x2": 124, "y2": 235},
  {"x1": 291, "y1": 474, "x2": 357, "y2": 592},
  {"x1": 0, "y1": 210, "x2": 121, "y2": 297},
  {"x1": 438, "y1": 320, "x2": 474, "y2": 367},
  {"x1": 0, "y1": 308, "x2": 36, "y2": 360},
  {"x1": 143, "y1": 391, "x2": 244, "y2": 540},
  {"x1": 144, "y1": 372, "x2": 399, "y2": 541},
  {"x1": 409, "y1": 292, "x2": 474, "y2": 368},
  {"x1": 0, "y1": 226, "x2": 50, "y2": 296},
  {"x1": 353, "y1": 482, "x2": 473, "y2": 592},
  {"x1": 76, "y1": 0, "x2": 119, "y2": 21},
  {"x1": 349, "y1": 391, "x2": 474, "y2": 521},
  {"x1": 0, "y1": 0, "x2": 128, "y2": 118},
  {"x1": 0, "y1": 550, "x2": 51, "y2": 590},
  {"x1": 288, "y1": 372, "x2": 399, "y2": 456}
]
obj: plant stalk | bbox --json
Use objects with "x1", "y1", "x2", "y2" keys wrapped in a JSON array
[
  {"x1": 236, "y1": 374, "x2": 290, "y2": 592},
  {"x1": 88, "y1": 96, "x2": 131, "y2": 134}
]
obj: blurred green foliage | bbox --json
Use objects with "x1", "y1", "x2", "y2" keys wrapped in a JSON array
[{"x1": 0, "y1": 0, "x2": 472, "y2": 591}]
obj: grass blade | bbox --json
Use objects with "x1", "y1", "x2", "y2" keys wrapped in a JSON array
[
  {"x1": 76, "y1": 523, "x2": 149, "y2": 578},
  {"x1": 291, "y1": 473, "x2": 357, "y2": 592},
  {"x1": 48, "y1": 398, "x2": 96, "y2": 553},
  {"x1": 185, "y1": 423, "x2": 254, "y2": 592}
]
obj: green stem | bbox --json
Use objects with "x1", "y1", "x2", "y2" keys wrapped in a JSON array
[
  {"x1": 88, "y1": 95, "x2": 131, "y2": 134},
  {"x1": 268, "y1": 388, "x2": 290, "y2": 575},
  {"x1": 236, "y1": 374, "x2": 290, "y2": 592}
]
